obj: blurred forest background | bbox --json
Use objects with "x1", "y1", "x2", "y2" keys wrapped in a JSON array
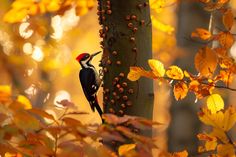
[{"x1": 1, "y1": 0, "x2": 236, "y2": 155}]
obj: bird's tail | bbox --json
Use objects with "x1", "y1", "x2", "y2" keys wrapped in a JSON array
[{"x1": 90, "y1": 95, "x2": 103, "y2": 122}]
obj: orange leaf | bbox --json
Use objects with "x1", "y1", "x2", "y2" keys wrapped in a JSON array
[
  {"x1": 217, "y1": 144, "x2": 235, "y2": 157},
  {"x1": 172, "y1": 150, "x2": 188, "y2": 157},
  {"x1": 223, "y1": 9, "x2": 234, "y2": 30},
  {"x1": 173, "y1": 82, "x2": 188, "y2": 100},
  {"x1": 166, "y1": 66, "x2": 184, "y2": 80},
  {"x1": 194, "y1": 47, "x2": 217, "y2": 77},
  {"x1": 217, "y1": 32, "x2": 234, "y2": 49},
  {"x1": 191, "y1": 28, "x2": 212, "y2": 40}
]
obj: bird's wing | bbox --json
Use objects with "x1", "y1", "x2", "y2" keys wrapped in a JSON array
[{"x1": 79, "y1": 68, "x2": 98, "y2": 110}]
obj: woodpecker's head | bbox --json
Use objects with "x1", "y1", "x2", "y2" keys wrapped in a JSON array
[{"x1": 76, "y1": 51, "x2": 101, "y2": 68}]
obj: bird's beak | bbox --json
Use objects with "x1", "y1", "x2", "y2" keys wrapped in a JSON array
[{"x1": 90, "y1": 51, "x2": 101, "y2": 59}]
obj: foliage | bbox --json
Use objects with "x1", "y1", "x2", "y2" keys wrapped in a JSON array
[
  {"x1": 0, "y1": 85, "x2": 164, "y2": 157},
  {"x1": 128, "y1": 0, "x2": 236, "y2": 156},
  {"x1": 3, "y1": 0, "x2": 96, "y2": 23},
  {"x1": 1, "y1": 0, "x2": 236, "y2": 156}
]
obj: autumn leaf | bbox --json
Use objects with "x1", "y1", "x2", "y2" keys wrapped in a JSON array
[
  {"x1": 198, "y1": 106, "x2": 236, "y2": 131},
  {"x1": 28, "y1": 108, "x2": 56, "y2": 122},
  {"x1": 191, "y1": 28, "x2": 212, "y2": 40},
  {"x1": 148, "y1": 59, "x2": 165, "y2": 77},
  {"x1": 166, "y1": 66, "x2": 184, "y2": 80},
  {"x1": 16, "y1": 95, "x2": 32, "y2": 110},
  {"x1": 0, "y1": 85, "x2": 12, "y2": 103},
  {"x1": 13, "y1": 110, "x2": 40, "y2": 132},
  {"x1": 128, "y1": 67, "x2": 156, "y2": 81},
  {"x1": 172, "y1": 150, "x2": 188, "y2": 157},
  {"x1": 118, "y1": 144, "x2": 136, "y2": 156},
  {"x1": 194, "y1": 47, "x2": 217, "y2": 77},
  {"x1": 214, "y1": 47, "x2": 227, "y2": 57},
  {"x1": 151, "y1": 15, "x2": 174, "y2": 34},
  {"x1": 219, "y1": 70, "x2": 233, "y2": 85},
  {"x1": 173, "y1": 82, "x2": 188, "y2": 100},
  {"x1": 217, "y1": 32, "x2": 235, "y2": 49},
  {"x1": 197, "y1": 133, "x2": 217, "y2": 151},
  {"x1": 4, "y1": 152, "x2": 22, "y2": 157},
  {"x1": 217, "y1": 144, "x2": 235, "y2": 157},
  {"x1": 207, "y1": 94, "x2": 224, "y2": 114},
  {"x1": 223, "y1": 9, "x2": 234, "y2": 30},
  {"x1": 127, "y1": 67, "x2": 145, "y2": 81},
  {"x1": 211, "y1": 128, "x2": 229, "y2": 144}
]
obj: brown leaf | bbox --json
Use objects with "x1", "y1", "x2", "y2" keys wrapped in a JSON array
[
  {"x1": 13, "y1": 110, "x2": 40, "y2": 132},
  {"x1": 28, "y1": 108, "x2": 56, "y2": 122},
  {"x1": 223, "y1": 9, "x2": 234, "y2": 30},
  {"x1": 194, "y1": 47, "x2": 217, "y2": 77}
]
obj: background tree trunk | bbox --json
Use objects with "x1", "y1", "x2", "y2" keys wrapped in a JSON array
[{"x1": 98, "y1": 0, "x2": 154, "y2": 122}]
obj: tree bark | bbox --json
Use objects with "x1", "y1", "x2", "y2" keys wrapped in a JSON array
[{"x1": 98, "y1": 0, "x2": 154, "y2": 121}]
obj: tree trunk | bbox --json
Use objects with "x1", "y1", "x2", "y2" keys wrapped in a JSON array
[{"x1": 98, "y1": 0, "x2": 154, "y2": 122}]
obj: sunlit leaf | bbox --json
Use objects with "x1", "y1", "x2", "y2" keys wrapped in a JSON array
[
  {"x1": 191, "y1": 28, "x2": 212, "y2": 40},
  {"x1": 194, "y1": 47, "x2": 217, "y2": 77},
  {"x1": 197, "y1": 133, "x2": 217, "y2": 151},
  {"x1": 151, "y1": 16, "x2": 174, "y2": 34},
  {"x1": 198, "y1": 106, "x2": 236, "y2": 131},
  {"x1": 13, "y1": 110, "x2": 40, "y2": 132},
  {"x1": 0, "y1": 85, "x2": 12, "y2": 103},
  {"x1": 173, "y1": 82, "x2": 188, "y2": 100},
  {"x1": 207, "y1": 94, "x2": 224, "y2": 114},
  {"x1": 223, "y1": 9, "x2": 234, "y2": 30},
  {"x1": 148, "y1": 59, "x2": 165, "y2": 77},
  {"x1": 16, "y1": 95, "x2": 32, "y2": 110},
  {"x1": 118, "y1": 144, "x2": 136, "y2": 156},
  {"x1": 211, "y1": 128, "x2": 229, "y2": 144},
  {"x1": 166, "y1": 65, "x2": 184, "y2": 80},
  {"x1": 127, "y1": 67, "x2": 155, "y2": 81}
]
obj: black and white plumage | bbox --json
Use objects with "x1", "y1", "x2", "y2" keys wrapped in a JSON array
[{"x1": 76, "y1": 52, "x2": 103, "y2": 120}]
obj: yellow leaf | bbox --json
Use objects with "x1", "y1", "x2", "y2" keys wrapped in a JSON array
[
  {"x1": 191, "y1": 28, "x2": 212, "y2": 40},
  {"x1": 194, "y1": 47, "x2": 217, "y2": 77},
  {"x1": 127, "y1": 67, "x2": 143, "y2": 81},
  {"x1": 16, "y1": 95, "x2": 32, "y2": 110},
  {"x1": 151, "y1": 16, "x2": 174, "y2": 34},
  {"x1": 148, "y1": 59, "x2": 165, "y2": 77},
  {"x1": 118, "y1": 144, "x2": 136, "y2": 156},
  {"x1": 223, "y1": 9, "x2": 234, "y2": 30},
  {"x1": 217, "y1": 144, "x2": 235, "y2": 157},
  {"x1": 207, "y1": 94, "x2": 224, "y2": 114},
  {"x1": 3, "y1": 9, "x2": 28, "y2": 23},
  {"x1": 223, "y1": 106, "x2": 236, "y2": 131},
  {"x1": 198, "y1": 106, "x2": 236, "y2": 131},
  {"x1": 0, "y1": 85, "x2": 12, "y2": 103},
  {"x1": 211, "y1": 128, "x2": 229, "y2": 144},
  {"x1": 166, "y1": 65, "x2": 184, "y2": 80},
  {"x1": 173, "y1": 82, "x2": 188, "y2": 100},
  {"x1": 128, "y1": 66, "x2": 157, "y2": 81}
]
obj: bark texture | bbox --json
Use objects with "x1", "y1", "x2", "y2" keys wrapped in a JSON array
[{"x1": 98, "y1": 0, "x2": 154, "y2": 120}]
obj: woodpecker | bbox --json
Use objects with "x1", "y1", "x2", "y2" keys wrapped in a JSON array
[{"x1": 76, "y1": 51, "x2": 103, "y2": 121}]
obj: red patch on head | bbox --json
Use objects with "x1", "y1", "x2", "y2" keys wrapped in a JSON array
[{"x1": 76, "y1": 53, "x2": 88, "y2": 62}]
